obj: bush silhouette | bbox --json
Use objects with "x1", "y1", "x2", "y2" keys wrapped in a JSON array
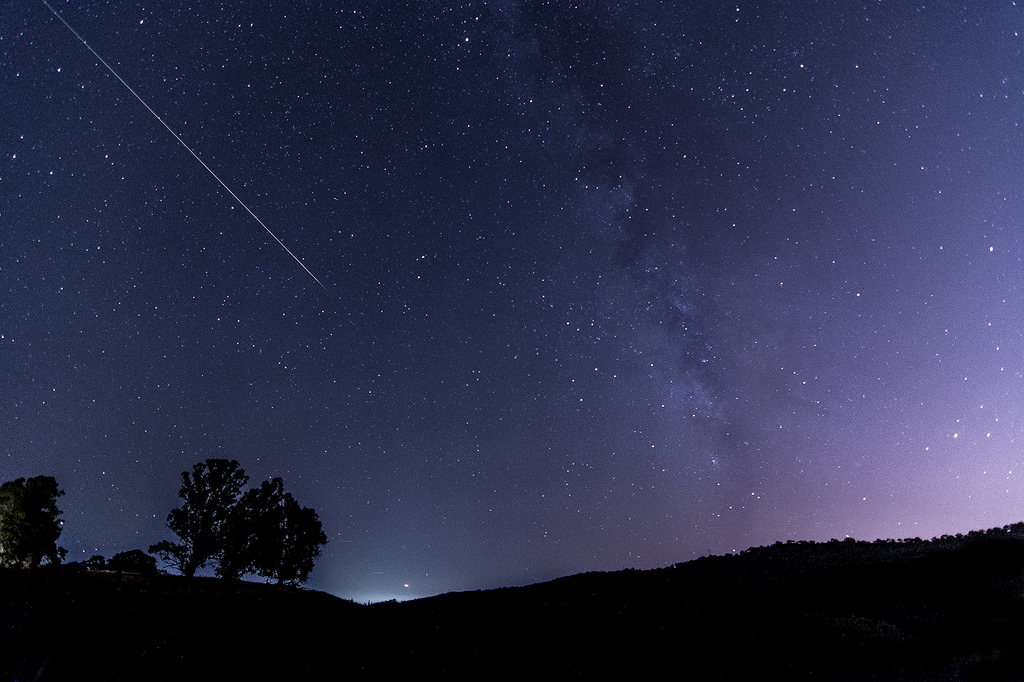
[{"x1": 108, "y1": 549, "x2": 158, "y2": 574}]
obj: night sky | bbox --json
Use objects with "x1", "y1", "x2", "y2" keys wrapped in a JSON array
[{"x1": 4, "y1": 1, "x2": 1024, "y2": 603}]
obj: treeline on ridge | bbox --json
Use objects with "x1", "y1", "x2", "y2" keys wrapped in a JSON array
[{"x1": 0, "y1": 459, "x2": 326, "y2": 586}]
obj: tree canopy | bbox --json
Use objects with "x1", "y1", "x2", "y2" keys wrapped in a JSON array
[
  {"x1": 108, "y1": 549, "x2": 159, "y2": 574},
  {"x1": 0, "y1": 476, "x2": 65, "y2": 568},
  {"x1": 149, "y1": 459, "x2": 248, "y2": 577},
  {"x1": 151, "y1": 461, "x2": 326, "y2": 585},
  {"x1": 219, "y1": 478, "x2": 327, "y2": 585}
]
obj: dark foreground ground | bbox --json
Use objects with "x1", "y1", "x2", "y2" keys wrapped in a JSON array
[{"x1": 6, "y1": 528, "x2": 1024, "y2": 680}]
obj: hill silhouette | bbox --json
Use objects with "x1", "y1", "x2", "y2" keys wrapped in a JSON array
[{"x1": 6, "y1": 525, "x2": 1024, "y2": 680}]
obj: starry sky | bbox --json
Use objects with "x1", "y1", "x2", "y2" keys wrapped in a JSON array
[{"x1": 3, "y1": 1, "x2": 1024, "y2": 602}]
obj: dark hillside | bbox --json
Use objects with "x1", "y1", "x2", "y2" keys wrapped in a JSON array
[
  {"x1": 374, "y1": 528, "x2": 1024, "y2": 679},
  {"x1": 0, "y1": 569, "x2": 358, "y2": 681},
  {"x1": 6, "y1": 527, "x2": 1024, "y2": 679}
]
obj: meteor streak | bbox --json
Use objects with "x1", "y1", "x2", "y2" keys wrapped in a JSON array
[{"x1": 41, "y1": 0, "x2": 327, "y2": 291}]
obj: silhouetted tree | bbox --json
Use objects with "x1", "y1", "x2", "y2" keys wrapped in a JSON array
[
  {"x1": 83, "y1": 555, "x2": 106, "y2": 570},
  {"x1": 149, "y1": 459, "x2": 248, "y2": 576},
  {"x1": 0, "y1": 476, "x2": 65, "y2": 567},
  {"x1": 148, "y1": 538, "x2": 188, "y2": 574},
  {"x1": 219, "y1": 477, "x2": 327, "y2": 585},
  {"x1": 108, "y1": 549, "x2": 158, "y2": 574}
]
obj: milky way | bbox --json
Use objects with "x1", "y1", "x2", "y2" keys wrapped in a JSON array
[{"x1": 3, "y1": 2, "x2": 1024, "y2": 602}]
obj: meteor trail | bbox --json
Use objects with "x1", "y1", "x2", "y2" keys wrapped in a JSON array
[{"x1": 41, "y1": 0, "x2": 327, "y2": 291}]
